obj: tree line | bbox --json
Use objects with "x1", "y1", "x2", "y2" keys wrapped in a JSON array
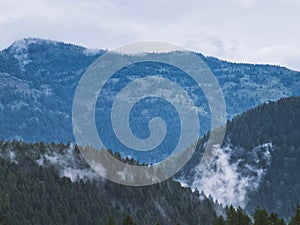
[{"x1": 213, "y1": 205, "x2": 300, "y2": 225}]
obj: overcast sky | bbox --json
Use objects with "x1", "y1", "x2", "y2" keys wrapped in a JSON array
[{"x1": 0, "y1": 0, "x2": 300, "y2": 70}]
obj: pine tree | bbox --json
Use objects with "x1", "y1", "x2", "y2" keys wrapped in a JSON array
[
  {"x1": 212, "y1": 215, "x2": 226, "y2": 225},
  {"x1": 226, "y1": 206, "x2": 251, "y2": 225},
  {"x1": 253, "y1": 208, "x2": 270, "y2": 225},
  {"x1": 227, "y1": 205, "x2": 237, "y2": 225},
  {"x1": 236, "y1": 206, "x2": 251, "y2": 225},
  {"x1": 107, "y1": 216, "x2": 116, "y2": 225},
  {"x1": 0, "y1": 216, "x2": 6, "y2": 225},
  {"x1": 122, "y1": 215, "x2": 136, "y2": 225},
  {"x1": 269, "y1": 212, "x2": 285, "y2": 225},
  {"x1": 289, "y1": 205, "x2": 300, "y2": 225}
]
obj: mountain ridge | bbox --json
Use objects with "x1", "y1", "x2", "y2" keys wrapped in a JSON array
[
  {"x1": 177, "y1": 96, "x2": 300, "y2": 218},
  {"x1": 1, "y1": 37, "x2": 300, "y2": 163},
  {"x1": 3, "y1": 37, "x2": 297, "y2": 72}
]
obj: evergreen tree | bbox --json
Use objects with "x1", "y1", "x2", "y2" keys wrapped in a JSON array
[
  {"x1": 289, "y1": 205, "x2": 300, "y2": 225},
  {"x1": 122, "y1": 215, "x2": 136, "y2": 225},
  {"x1": 107, "y1": 216, "x2": 116, "y2": 225},
  {"x1": 227, "y1": 206, "x2": 251, "y2": 225},
  {"x1": 0, "y1": 216, "x2": 5, "y2": 225},
  {"x1": 227, "y1": 205, "x2": 237, "y2": 225},
  {"x1": 269, "y1": 212, "x2": 285, "y2": 225},
  {"x1": 212, "y1": 215, "x2": 226, "y2": 225},
  {"x1": 236, "y1": 206, "x2": 251, "y2": 225},
  {"x1": 253, "y1": 208, "x2": 270, "y2": 225}
]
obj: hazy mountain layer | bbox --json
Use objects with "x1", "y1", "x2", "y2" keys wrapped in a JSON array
[{"x1": 1, "y1": 38, "x2": 300, "y2": 163}]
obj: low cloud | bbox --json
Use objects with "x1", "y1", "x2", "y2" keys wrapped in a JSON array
[
  {"x1": 36, "y1": 147, "x2": 104, "y2": 182},
  {"x1": 180, "y1": 143, "x2": 272, "y2": 208}
]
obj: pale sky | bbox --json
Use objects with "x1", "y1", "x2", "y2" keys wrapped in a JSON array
[{"x1": 0, "y1": 0, "x2": 300, "y2": 70}]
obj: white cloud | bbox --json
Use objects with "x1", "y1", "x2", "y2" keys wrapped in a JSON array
[
  {"x1": 231, "y1": 0, "x2": 258, "y2": 7},
  {"x1": 189, "y1": 143, "x2": 272, "y2": 207}
]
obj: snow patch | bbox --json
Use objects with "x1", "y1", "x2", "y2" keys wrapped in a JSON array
[
  {"x1": 83, "y1": 48, "x2": 102, "y2": 56},
  {"x1": 10, "y1": 38, "x2": 37, "y2": 69}
]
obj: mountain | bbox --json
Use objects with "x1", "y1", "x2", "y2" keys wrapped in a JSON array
[
  {"x1": 0, "y1": 141, "x2": 217, "y2": 225},
  {"x1": 1, "y1": 38, "x2": 300, "y2": 222},
  {"x1": 1, "y1": 38, "x2": 300, "y2": 163},
  {"x1": 0, "y1": 97, "x2": 299, "y2": 224},
  {"x1": 176, "y1": 96, "x2": 300, "y2": 218},
  {"x1": 0, "y1": 38, "x2": 103, "y2": 142}
]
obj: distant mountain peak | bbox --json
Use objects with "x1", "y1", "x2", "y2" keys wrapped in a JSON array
[
  {"x1": 9, "y1": 37, "x2": 57, "y2": 52},
  {"x1": 7, "y1": 38, "x2": 47, "y2": 69},
  {"x1": 5, "y1": 37, "x2": 104, "y2": 58}
]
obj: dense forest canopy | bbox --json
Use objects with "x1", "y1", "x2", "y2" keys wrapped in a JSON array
[
  {"x1": 0, "y1": 141, "x2": 217, "y2": 225},
  {"x1": 177, "y1": 96, "x2": 300, "y2": 218}
]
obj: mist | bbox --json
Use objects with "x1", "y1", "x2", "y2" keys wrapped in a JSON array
[
  {"x1": 189, "y1": 143, "x2": 272, "y2": 208},
  {"x1": 0, "y1": 140, "x2": 273, "y2": 208},
  {"x1": 35, "y1": 146, "x2": 102, "y2": 182}
]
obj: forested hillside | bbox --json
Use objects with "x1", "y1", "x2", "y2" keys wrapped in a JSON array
[
  {"x1": 1, "y1": 38, "x2": 299, "y2": 152},
  {"x1": 177, "y1": 96, "x2": 300, "y2": 218},
  {"x1": 0, "y1": 97, "x2": 300, "y2": 224},
  {"x1": 1, "y1": 38, "x2": 300, "y2": 224},
  {"x1": 212, "y1": 205, "x2": 300, "y2": 225},
  {"x1": 0, "y1": 141, "x2": 217, "y2": 225}
]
